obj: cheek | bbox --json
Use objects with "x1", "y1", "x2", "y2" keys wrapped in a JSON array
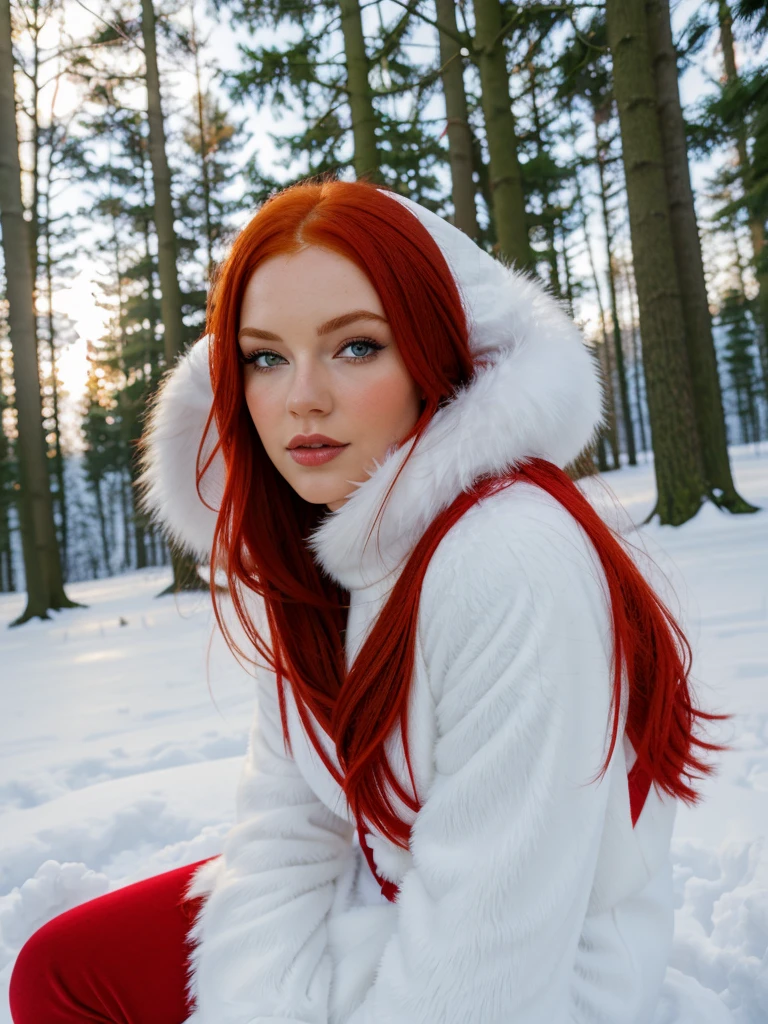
[
  {"x1": 341, "y1": 366, "x2": 419, "y2": 438},
  {"x1": 243, "y1": 384, "x2": 280, "y2": 446}
]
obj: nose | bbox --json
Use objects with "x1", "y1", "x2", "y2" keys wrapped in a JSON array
[{"x1": 286, "y1": 360, "x2": 333, "y2": 419}]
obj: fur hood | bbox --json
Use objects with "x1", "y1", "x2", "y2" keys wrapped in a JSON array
[{"x1": 138, "y1": 191, "x2": 605, "y2": 589}]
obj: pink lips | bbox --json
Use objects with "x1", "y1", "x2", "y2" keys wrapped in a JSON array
[
  {"x1": 287, "y1": 433, "x2": 350, "y2": 467},
  {"x1": 289, "y1": 445, "x2": 349, "y2": 466}
]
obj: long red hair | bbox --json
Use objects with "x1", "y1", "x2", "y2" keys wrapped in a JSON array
[{"x1": 197, "y1": 176, "x2": 727, "y2": 849}]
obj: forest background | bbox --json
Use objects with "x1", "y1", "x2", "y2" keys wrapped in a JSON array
[{"x1": 0, "y1": 0, "x2": 766, "y2": 622}]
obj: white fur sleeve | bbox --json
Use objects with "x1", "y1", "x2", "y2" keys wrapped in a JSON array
[
  {"x1": 340, "y1": 501, "x2": 622, "y2": 1024},
  {"x1": 183, "y1": 664, "x2": 355, "y2": 1024}
]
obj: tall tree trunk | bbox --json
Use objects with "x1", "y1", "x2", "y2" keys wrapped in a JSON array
[
  {"x1": 155, "y1": 530, "x2": 167, "y2": 566},
  {"x1": 436, "y1": 0, "x2": 480, "y2": 240},
  {"x1": 528, "y1": 61, "x2": 560, "y2": 295},
  {"x1": 595, "y1": 116, "x2": 637, "y2": 465},
  {"x1": 94, "y1": 474, "x2": 111, "y2": 575},
  {"x1": 558, "y1": 219, "x2": 575, "y2": 317},
  {"x1": 190, "y1": 1, "x2": 214, "y2": 280},
  {"x1": 140, "y1": 0, "x2": 206, "y2": 592},
  {"x1": 599, "y1": 334, "x2": 621, "y2": 468},
  {"x1": 647, "y1": 0, "x2": 756, "y2": 512},
  {"x1": 43, "y1": 203, "x2": 69, "y2": 570},
  {"x1": 140, "y1": 0, "x2": 185, "y2": 368},
  {"x1": 0, "y1": 501, "x2": 14, "y2": 591},
  {"x1": 0, "y1": 0, "x2": 79, "y2": 624},
  {"x1": 472, "y1": 0, "x2": 533, "y2": 269},
  {"x1": 573, "y1": 158, "x2": 619, "y2": 468},
  {"x1": 339, "y1": 0, "x2": 381, "y2": 182},
  {"x1": 628, "y1": 324, "x2": 648, "y2": 456},
  {"x1": 134, "y1": 498, "x2": 148, "y2": 569},
  {"x1": 120, "y1": 468, "x2": 132, "y2": 571},
  {"x1": 623, "y1": 258, "x2": 651, "y2": 454},
  {"x1": 718, "y1": 2, "x2": 768, "y2": 348},
  {"x1": 28, "y1": 0, "x2": 40, "y2": 290},
  {"x1": 606, "y1": 0, "x2": 709, "y2": 525},
  {"x1": 469, "y1": 122, "x2": 497, "y2": 248}
]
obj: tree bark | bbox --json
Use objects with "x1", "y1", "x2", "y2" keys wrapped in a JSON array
[
  {"x1": 94, "y1": 474, "x2": 111, "y2": 575},
  {"x1": 573, "y1": 158, "x2": 619, "y2": 468},
  {"x1": 558, "y1": 219, "x2": 575, "y2": 317},
  {"x1": 339, "y1": 0, "x2": 381, "y2": 182},
  {"x1": 0, "y1": 0, "x2": 79, "y2": 624},
  {"x1": 140, "y1": 0, "x2": 185, "y2": 368},
  {"x1": 606, "y1": 0, "x2": 708, "y2": 525},
  {"x1": 436, "y1": 0, "x2": 480, "y2": 240},
  {"x1": 472, "y1": 0, "x2": 533, "y2": 269},
  {"x1": 598, "y1": 333, "x2": 621, "y2": 469},
  {"x1": 595, "y1": 116, "x2": 637, "y2": 465},
  {"x1": 621, "y1": 259, "x2": 650, "y2": 455},
  {"x1": 190, "y1": 0, "x2": 214, "y2": 280},
  {"x1": 647, "y1": 0, "x2": 756, "y2": 512},
  {"x1": 0, "y1": 482, "x2": 14, "y2": 591},
  {"x1": 119, "y1": 468, "x2": 132, "y2": 572},
  {"x1": 140, "y1": 0, "x2": 207, "y2": 591},
  {"x1": 528, "y1": 61, "x2": 560, "y2": 295},
  {"x1": 43, "y1": 201, "x2": 69, "y2": 570}
]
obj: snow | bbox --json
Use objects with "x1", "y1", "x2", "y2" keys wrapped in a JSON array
[{"x1": 1, "y1": 445, "x2": 767, "y2": 1022}]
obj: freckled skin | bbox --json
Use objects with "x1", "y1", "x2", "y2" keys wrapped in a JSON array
[{"x1": 239, "y1": 246, "x2": 424, "y2": 511}]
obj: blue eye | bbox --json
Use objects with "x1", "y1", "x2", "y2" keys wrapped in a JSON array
[
  {"x1": 257, "y1": 352, "x2": 285, "y2": 368},
  {"x1": 342, "y1": 338, "x2": 384, "y2": 359},
  {"x1": 241, "y1": 350, "x2": 286, "y2": 370}
]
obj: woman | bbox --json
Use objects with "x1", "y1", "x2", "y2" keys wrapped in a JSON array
[{"x1": 9, "y1": 179, "x2": 724, "y2": 1024}]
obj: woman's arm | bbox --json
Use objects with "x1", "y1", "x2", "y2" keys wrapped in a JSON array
[
  {"x1": 335, "y1": 495, "x2": 623, "y2": 1024},
  {"x1": 184, "y1": 661, "x2": 356, "y2": 1024}
]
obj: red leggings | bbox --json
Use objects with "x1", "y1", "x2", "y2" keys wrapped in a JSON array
[{"x1": 8, "y1": 857, "x2": 216, "y2": 1024}]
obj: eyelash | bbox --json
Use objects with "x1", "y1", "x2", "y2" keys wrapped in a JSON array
[{"x1": 240, "y1": 337, "x2": 385, "y2": 373}]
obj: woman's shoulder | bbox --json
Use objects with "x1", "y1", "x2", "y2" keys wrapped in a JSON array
[
  {"x1": 422, "y1": 477, "x2": 607, "y2": 608},
  {"x1": 416, "y1": 475, "x2": 617, "y2": 725},
  {"x1": 416, "y1": 477, "x2": 616, "y2": 698}
]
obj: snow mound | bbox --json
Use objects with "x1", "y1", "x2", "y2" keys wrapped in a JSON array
[{"x1": 0, "y1": 860, "x2": 109, "y2": 972}]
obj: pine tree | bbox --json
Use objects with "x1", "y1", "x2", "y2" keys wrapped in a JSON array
[
  {"x1": 472, "y1": 0, "x2": 532, "y2": 268},
  {"x1": 647, "y1": 0, "x2": 756, "y2": 512},
  {"x1": 718, "y1": 290, "x2": 765, "y2": 442},
  {"x1": 139, "y1": 0, "x2": 206, "y2": 592},
  {"x1": 174, "y1": 5, "x2": 242, "y2": 292},
  {"x1": 435, "y1": 0, "x2": 479, "y2": 239},
  {"x1": 76, "y1": 92, "x2": 167, "y2": 575},
  {"x1": 717, "y1": 1, "x2": 768, "y2": 350},
  {"x1": 0, "y1": 0, "x2": 79, "y2": 622},
  {"x1": 224, "y1": 0, "x2": 448, "y2": 203},
  {"x1": 606, "y1": 0, "x2": 709, "y2": 525},
  {"x1": 81, "y1": 357, "x2": 124, "y2": 576},
  {"x1": 0, "y1": 330, "x2": 16, "y2": 591},
  {"x1": 557, "y1": 16, "x2": 639, "y2": 466}
]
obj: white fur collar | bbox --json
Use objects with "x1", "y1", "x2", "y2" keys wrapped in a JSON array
[{"x1": 138, "y1": 192, "x2": 605, "y2": 590}]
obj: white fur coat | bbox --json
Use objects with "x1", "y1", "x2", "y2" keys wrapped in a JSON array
[{"x1": 138, "y1": 192, "x2": 679, "y2": 1024}]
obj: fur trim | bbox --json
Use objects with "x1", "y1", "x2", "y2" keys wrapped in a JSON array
[
  {"x1": 137, "y1": 191, "x2": 605, "y2": 585},
  {"x1": 136, "y1": 337, "x2": 221, "y2": 560}
]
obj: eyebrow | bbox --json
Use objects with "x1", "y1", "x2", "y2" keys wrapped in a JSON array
[{"x1": 238, "y1": 309, "x2": 388, "y2": 343}]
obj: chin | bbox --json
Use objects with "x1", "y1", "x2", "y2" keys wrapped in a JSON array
[{"x1": 288, "y1": 475, "x2": 352, "y2": 509}]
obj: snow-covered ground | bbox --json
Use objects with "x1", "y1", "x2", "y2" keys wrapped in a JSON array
[{"x1": 1, "y1": 446, "x2": 767, "y2": 1022}]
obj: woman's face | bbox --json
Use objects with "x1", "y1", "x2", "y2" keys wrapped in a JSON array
[{"x1": 239, "y1": 245, "x2": 424, "y2": 511}]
